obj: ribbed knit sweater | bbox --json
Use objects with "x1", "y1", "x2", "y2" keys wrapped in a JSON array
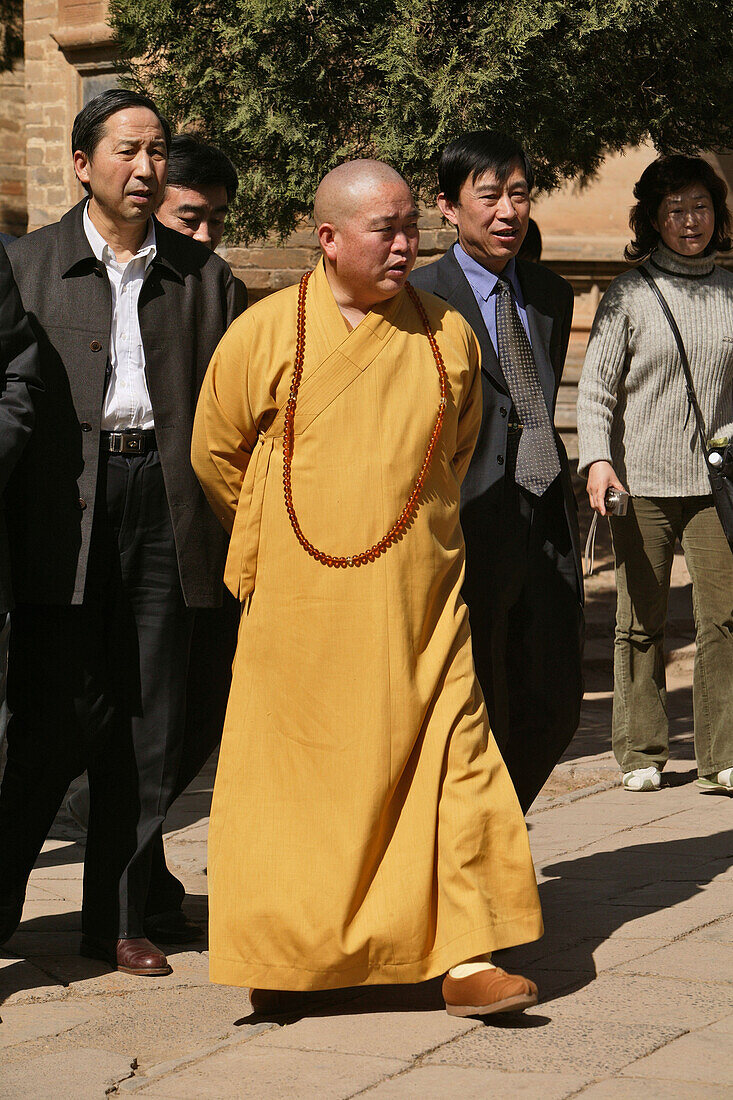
[{"x1": 577, "y1": 242, "x2": 733, "y2": 496}]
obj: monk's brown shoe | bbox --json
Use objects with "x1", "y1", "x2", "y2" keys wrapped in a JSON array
[
  {"x1": 80, "y1": 935, "x2": 172, "y2": 976},
  {"x1": 442, "y1": 967, "x2": 538, "y2": 1017}
]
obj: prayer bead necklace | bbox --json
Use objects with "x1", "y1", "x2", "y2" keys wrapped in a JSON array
[{"x1": 282, "y1": 271, "x2": 448, "y2": 568}]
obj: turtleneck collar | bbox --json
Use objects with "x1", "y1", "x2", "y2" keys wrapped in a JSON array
[{"x1": 649, "y1": 240, "x2": 715, "y2": 278}]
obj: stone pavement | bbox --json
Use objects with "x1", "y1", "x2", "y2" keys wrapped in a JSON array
[{"x1": 1, "y1": 506, "x2": 731, "y2": 1098}]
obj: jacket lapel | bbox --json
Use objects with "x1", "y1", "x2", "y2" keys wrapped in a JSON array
[
  {"x1": 433, "y1": 248, "x2": 508, "y2": 395},
  {"x1": 517, "y1": 260, "x2": 557, "y2": 415}
]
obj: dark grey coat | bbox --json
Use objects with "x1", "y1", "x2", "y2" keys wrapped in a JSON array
[
  {"x1": 410, "y1": 245, "x2": 583, "y2": 596},
  {"x1": 0, "y1": 242, "x2": 42, "y2": 612},
  {"x1": 5, "y1": 201, "x2": 243, "y2": 608}
]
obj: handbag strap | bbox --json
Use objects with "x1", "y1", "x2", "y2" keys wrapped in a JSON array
[{"x1": 638, "y1": 266, "x2": 714, "y2": 472}]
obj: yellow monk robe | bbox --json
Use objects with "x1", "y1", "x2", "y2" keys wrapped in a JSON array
[{"x1": 192, "y1": 260, "x2": 542, "y2": 991}]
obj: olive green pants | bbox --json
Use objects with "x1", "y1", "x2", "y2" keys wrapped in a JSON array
[{"x1": 610, "y1": 496, "x2": 733, "y2": 777}]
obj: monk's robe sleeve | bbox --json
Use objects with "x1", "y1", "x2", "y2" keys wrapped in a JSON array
[
  {"x1": 452, "y1": 321, "x2": 483, "y2": 485},
  {"x1": 192, "y1": 316, "x2": 259, "y2": 533}
]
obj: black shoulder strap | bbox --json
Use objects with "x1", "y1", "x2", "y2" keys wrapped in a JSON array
[{"x1": 638, "y1": 266, "x2": 712, "y2": 471}]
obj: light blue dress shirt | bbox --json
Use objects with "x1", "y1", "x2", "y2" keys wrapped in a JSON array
[{"x1": 453, "y1": 242, "x2": 532, "y2": 354}]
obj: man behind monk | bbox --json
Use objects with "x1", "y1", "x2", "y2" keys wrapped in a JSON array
[{"x1": 191, "y1": 160, "x2": 543, "y2": 1017}]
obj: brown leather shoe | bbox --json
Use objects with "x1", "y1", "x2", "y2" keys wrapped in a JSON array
[
  {"x1": 442, "y1": 967, "x2": 538, "y2": 1017},
  {"x1": 80, "y1": 936, "x2": 172, "y2": 976}
]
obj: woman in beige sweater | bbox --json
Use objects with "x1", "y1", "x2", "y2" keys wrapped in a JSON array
[{"x1": 577, "y1": 155, "x2": 733, "y2": 794}]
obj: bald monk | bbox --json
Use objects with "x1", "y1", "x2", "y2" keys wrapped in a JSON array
[{"x1": 192, "y1": 160, "x2": 543, "y2": 1017}]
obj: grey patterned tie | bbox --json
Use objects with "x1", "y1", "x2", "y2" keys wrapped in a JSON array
[{"x1": 495, "y1": 276, "x2": 560, "y2": 495}]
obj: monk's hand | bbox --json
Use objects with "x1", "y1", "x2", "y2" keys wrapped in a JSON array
[{"x1": 586, "y1": 461, "x2": 626, "y2": 517}]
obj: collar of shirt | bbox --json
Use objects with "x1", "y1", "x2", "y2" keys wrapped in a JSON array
[
  {"x1": 83, "y1": 202, "x2": 157, "y2": 272},
  {"x1": 453, "y1": 242, "x2": 523, "y2": 304}
]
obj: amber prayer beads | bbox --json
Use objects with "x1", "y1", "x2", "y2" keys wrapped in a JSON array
[{"x1": 282, "y1": 272, "x2": 448, "y2": 568}]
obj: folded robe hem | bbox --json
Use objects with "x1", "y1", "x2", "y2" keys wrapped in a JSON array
[{"x1": 208, "y1": 915, "x2": 544, "y2": 991}]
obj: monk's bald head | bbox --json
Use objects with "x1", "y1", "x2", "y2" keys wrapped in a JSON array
[
  {"x1": 314, "y1": 160, "x2": 411, "y2": 229},
  {"x1": 315, "y1": 159, "x2": 419, "y2": 312}
]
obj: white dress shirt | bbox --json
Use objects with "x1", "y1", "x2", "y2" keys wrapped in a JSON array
[{"x1": 83, "y1": 204, "x2": 157, "y2": 431}]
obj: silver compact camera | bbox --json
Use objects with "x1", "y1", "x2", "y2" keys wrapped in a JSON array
[{"x1": 605, "y1": 487, "x2": 629, "y2": 516}]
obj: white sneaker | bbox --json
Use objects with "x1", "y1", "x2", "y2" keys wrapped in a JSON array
[
  {"x1": 622, "y1": 766, "x2": 662, "y2": 792},
  {"x1": 697, "y1": 767, "x2": 733, "y2": 793}
]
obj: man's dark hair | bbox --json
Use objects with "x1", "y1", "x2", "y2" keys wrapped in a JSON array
[
  {"x1": 625, "y1": 154, "x2": 732, "y2": 261},
  {"x1": 438, "y1": 132, "x2": 534, "y2": 203},
  {"x1": 167, "y1": 135, "x2": 239, "y2": 203},
  {"x1": 71, "y1": 89, "x2": 171, "y2": 163}
]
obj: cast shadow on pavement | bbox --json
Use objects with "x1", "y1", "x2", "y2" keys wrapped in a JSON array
[
  {"x1": 241, "y1": 981, "x2": 552, "y2": 1030},
  {"x1": 0, "y1": 894, "x2": 209, "y2": 1007},
  {"x1": 494, "y1": 827, "x2": 732, "y2": 1004}
]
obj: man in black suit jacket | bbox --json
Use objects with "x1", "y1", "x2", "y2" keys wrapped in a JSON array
[
  {"x1": 0, "y1": 91, "x2": 243, "y2": 974},
  {"x1": 0, "y1": 243, "x2": 41, "y2": 742},
  {"x1": 411, "y1": 132, "x2": 583, "y2": 811},
  {"x1": 0, "y1": 243, "x2": 40, "y2": 615}
]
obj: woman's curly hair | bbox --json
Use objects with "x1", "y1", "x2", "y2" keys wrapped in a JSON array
[{"x1": 625, "y1": 154, "x2": 732, "y2": 262}]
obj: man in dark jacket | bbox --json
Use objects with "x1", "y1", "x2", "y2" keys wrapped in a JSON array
[
  {"x1": 411, "y1": 132, "x2": 583, "y2": 811},
  {"x1": 0, "y1": 242, "x2": 41, "y2": 750},
  {"x1": 0, "y1": 90, "x2": 243, "y2": 975}
]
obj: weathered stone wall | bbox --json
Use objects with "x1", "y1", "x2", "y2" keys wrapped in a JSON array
[
  {"x1": 23, "y1": 0, "x2": 84, "y2": 231},
  {"x1": 222, "y1": 211, "x2": 458, "y2": 305},
  {"x1": 0, "y1": 60, "x2": 27, "y2": 236},
  {"x1": 23, "y1": 0, "x2": 119, "y2": 231}
]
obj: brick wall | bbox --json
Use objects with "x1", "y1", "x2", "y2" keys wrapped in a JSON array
[
  {"x1": 0, "y1": 60, "x2": 27, "y2": 236},
  {"x1": 23, "y1": 0, "x2": 84, "y2": 231},
  {"x1": 222, "y1": 211, "x2": 458, "y2": 306}
]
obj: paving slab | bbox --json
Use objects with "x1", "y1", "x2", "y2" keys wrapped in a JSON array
[
  {"x1": 0, "y1": 999, "x2": 99, "y2": 1048},
  {"x1": 137, "y1": 1041, "x2": 408, "y2": 1099},
  {"x1": 3, "y1": 930, "x2": 83, "y2": 957},
  {"x1": 4, "y1": 897, "x2": 82, "y2": 926},
  {"x1": 612, "y1": 939, "x2": 733, "y2": 986},
  {"x1": 540, "y1": 901, "x2": 727, "y2": 943},
  {"x1": 687, "y1": 916, "x2": 733, "y2": 943},
  {"x1": 539, "y1": 973, "x2": 732, "y2": 1028},
  {"x1": 618, "y1": 1020, "x2": 733, "y2": 1084},
  {"x1": 364, "y1": 1064, "x2": 590, "y2": 1098},
  {"x1": 258, "y1": 1005, "x2": 477, "y2": 1061},
  {"x1": 32, "y1": 984, "x2": 261, "y2": 1069},
  {"x1": 0, "y1": 956, "x2": 65, "y2": 1006},
  {"x1": 574, "y1": 1079, "x2": 733, "y2": 1098},
  {"x1": 422, "y1": 1017, "x2": 686, "y2": 1077},
  {"x1": 0, "y1": 1047, "x2": 134, "y2": 1100},
  {"x1": 23, "y1": 948, "x2": 210, "y2": 997},
  {"x1": 529, "y1": 936, "x2": 667, "y2": 976},
  {"x1": 611, "y1": 880, "x2": 733, "y2": 909},
  {"x1": 14, "y1": 880, "x2": 85, "y2": 906}
]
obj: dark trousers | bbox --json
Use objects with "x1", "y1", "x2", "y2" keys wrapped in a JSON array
[
  {"x1": 145, "y1": 593, "x2": 239, "y2": 917},
  {"x1": 463, "y1": 464, "x2": 583, "y2": 812},
  {"x1": 0, "y1": 450, "x2": 194, "y2": 939}
]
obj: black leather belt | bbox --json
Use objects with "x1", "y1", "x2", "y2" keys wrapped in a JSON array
[{"x1": 101, "y1": 429, "x2": 157, "y2": 455}]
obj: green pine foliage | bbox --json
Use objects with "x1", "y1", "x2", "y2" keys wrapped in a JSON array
[
  {"x1": 0, "y1": 0, "x2": 23, "y2": 71},
  {"x1": 108, "y1": 0, "x2": 733, "y2": 241}
]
